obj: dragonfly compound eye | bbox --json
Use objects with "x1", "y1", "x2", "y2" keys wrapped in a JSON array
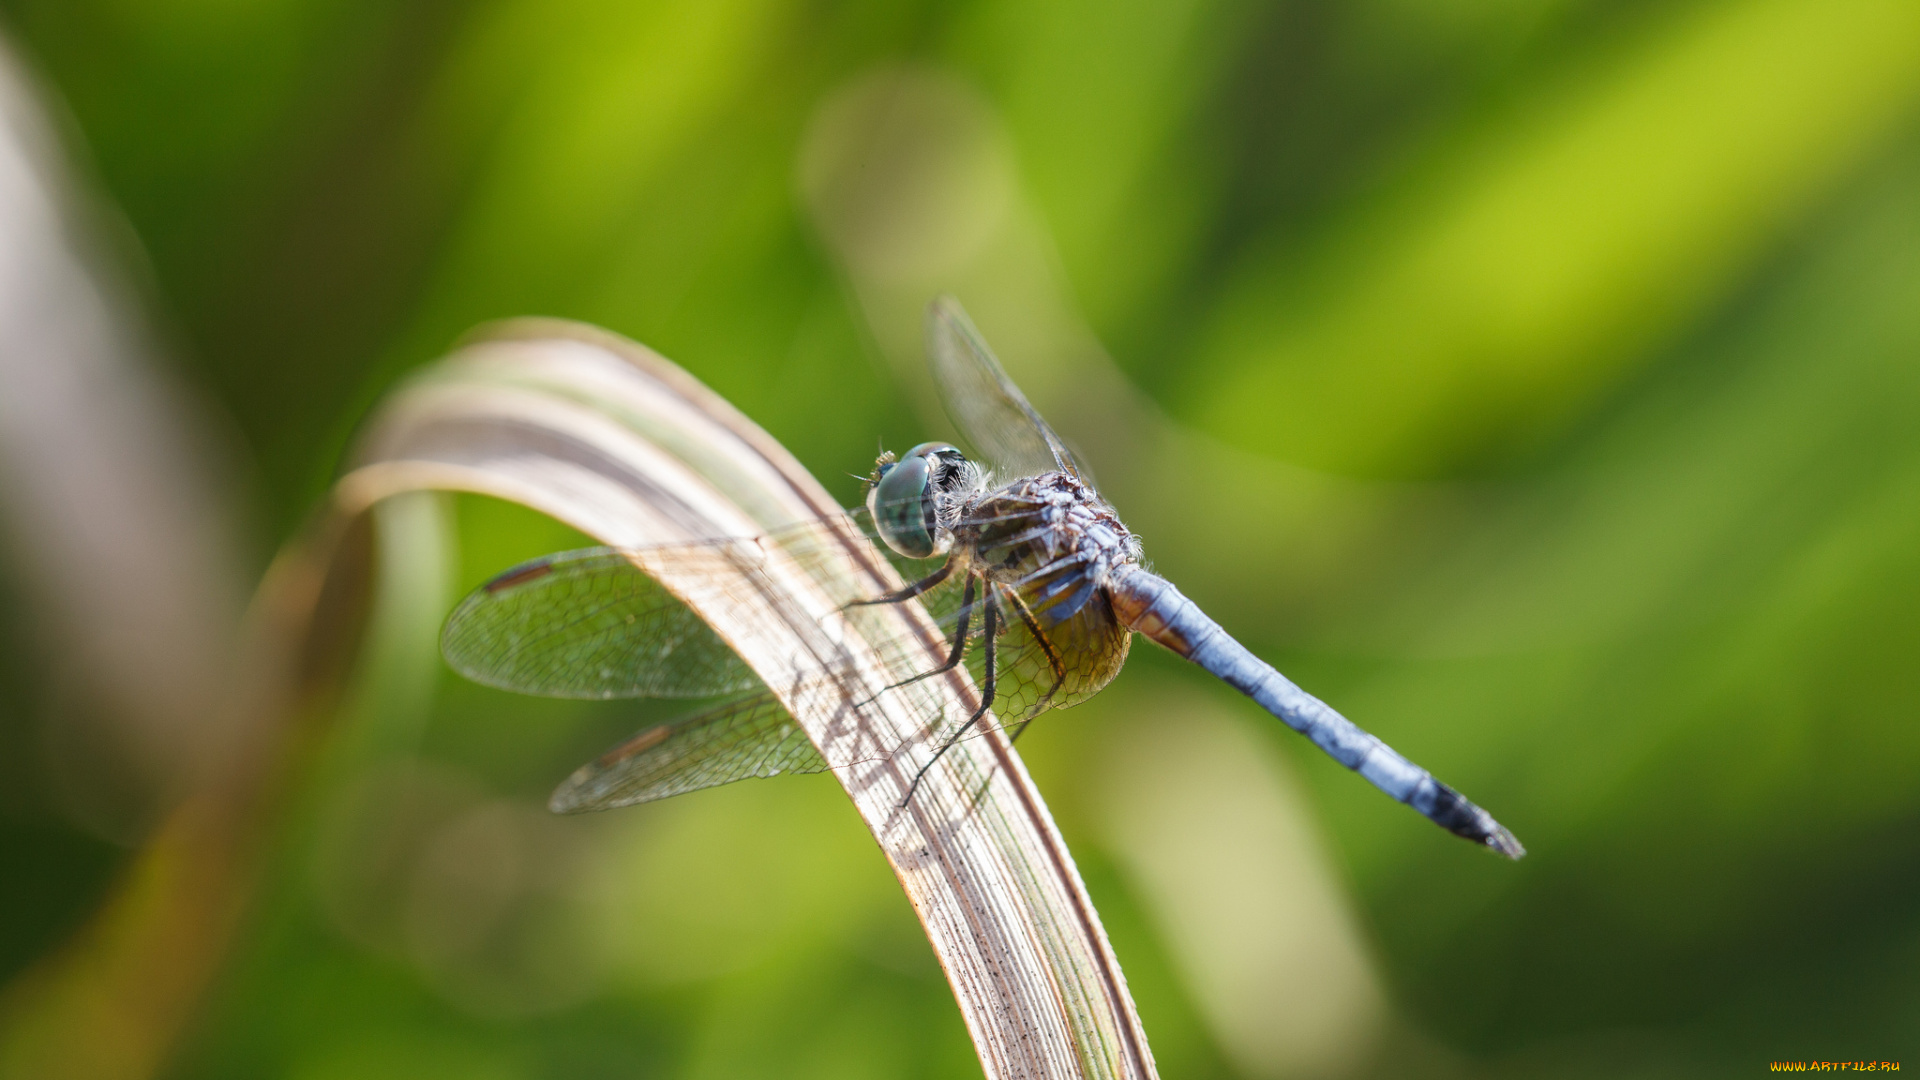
[
  {"x1": 870, "y1": 453, "x2": 937, "y2": 558},
  {"x1": 869, "y1": 445, "x2": 955, "y2": 559}
]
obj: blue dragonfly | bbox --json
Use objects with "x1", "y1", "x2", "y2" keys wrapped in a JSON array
[{"x1": 442, "y1": 298, "x2": 1524, "y2": 857}]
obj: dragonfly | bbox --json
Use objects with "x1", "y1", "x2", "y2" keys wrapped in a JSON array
[{"x1": 442, "y1": 297, "x2": 1524, "y2": 858}]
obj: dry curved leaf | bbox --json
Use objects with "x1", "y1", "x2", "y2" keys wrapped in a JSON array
[{"x1": 330, "y1": 318, "x2": 1158, "y2": 1080}]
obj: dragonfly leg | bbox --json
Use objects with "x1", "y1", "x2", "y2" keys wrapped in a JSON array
[
  {"x1": 843, "y1": 558, "x2": 954, "y2": 610},
  {"x1": 903, "y1": 584, "x2": 1000, "y2": 806},
  {"x1": 856, "y1": 574, "x2": 976, "y2": 708}
]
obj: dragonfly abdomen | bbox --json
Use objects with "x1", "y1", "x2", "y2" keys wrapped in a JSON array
[{"x1": 1108, "y1": 567, "x2": 1524, "y2": 858}]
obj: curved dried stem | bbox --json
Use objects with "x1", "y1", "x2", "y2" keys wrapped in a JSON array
[
  {"x1": 0, "y1": 312, "x2": 1162, "y2": 1078},
  {"x1": 329, "y1": 319, "x2": 1156, "y2": 1079}
]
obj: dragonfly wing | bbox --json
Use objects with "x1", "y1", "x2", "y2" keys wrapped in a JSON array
[
  {"x1": 549, "y1": 691, "x2": 826, "y2": 812},
  {"x1": 530, "y1": 537, "x2": 1134, "y2": 810},
  {"x1": 448, "y1": 517, "x2": 1134, "y2": 808},
  {"x1": 987, "y1": 581, "x2": 1131, "y2": 739},
  {"x1": 442, "y1": 547, "x2": 760, "y2": 699},
  {"x1": 926, "y1": 296, "x2": 1083, "y2": 481}
]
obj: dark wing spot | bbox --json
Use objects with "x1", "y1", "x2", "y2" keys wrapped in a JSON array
[
  {"x1": 485, "y1": 561, "x2": 556, "y2": 593},
  {"x1": 597, "y1": 723, "x2": 673, "y2": 766}
]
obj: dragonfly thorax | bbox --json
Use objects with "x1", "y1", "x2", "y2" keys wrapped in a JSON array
[{"x1": 960, "y1": 471, "x2": 1143, "y2": 626}]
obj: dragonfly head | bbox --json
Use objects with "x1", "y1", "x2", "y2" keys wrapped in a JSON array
[{"x1": 867, "y1": 441, "x2": 971, "y2": 559}]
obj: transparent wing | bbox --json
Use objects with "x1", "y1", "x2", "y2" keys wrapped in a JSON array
[
  {"x1": 442, "y1": 548, "x2": 759, "y2": 699},
  {"x1": 446, "y1": 508, "x2": 1135, "y2": 811},
  {"x1": 851, "y1": 547, "x2": 1133, "y2": 750},
  {"x1": 548, "y1": 691, "x2": 825, "y2": 812},
  {"x1": 439, "y1": 499, "x2": 1077, "y2": 701},
  {"x1": 549, "y1": 574, "x2": 1131, "y2": 815},
  {"x1": 926, "y1": 296, "x2": 1082, "y2": 481},
  {"x1": 963, "y1": 589, "x2": 1128, "y2": 742}
]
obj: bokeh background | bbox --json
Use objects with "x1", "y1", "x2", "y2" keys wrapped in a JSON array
[{"x1": 2, "y1": 0, "x2": 1918, "y2": 1077}]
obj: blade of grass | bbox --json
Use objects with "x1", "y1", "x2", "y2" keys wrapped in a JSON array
[{"x1": 331, "y1": 318, "x2": 1157, "y2": 1080}]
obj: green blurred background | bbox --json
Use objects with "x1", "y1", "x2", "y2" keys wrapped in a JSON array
[{"x1": 1, "y1": 0, "x2": 1917, "y2": 1076}]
